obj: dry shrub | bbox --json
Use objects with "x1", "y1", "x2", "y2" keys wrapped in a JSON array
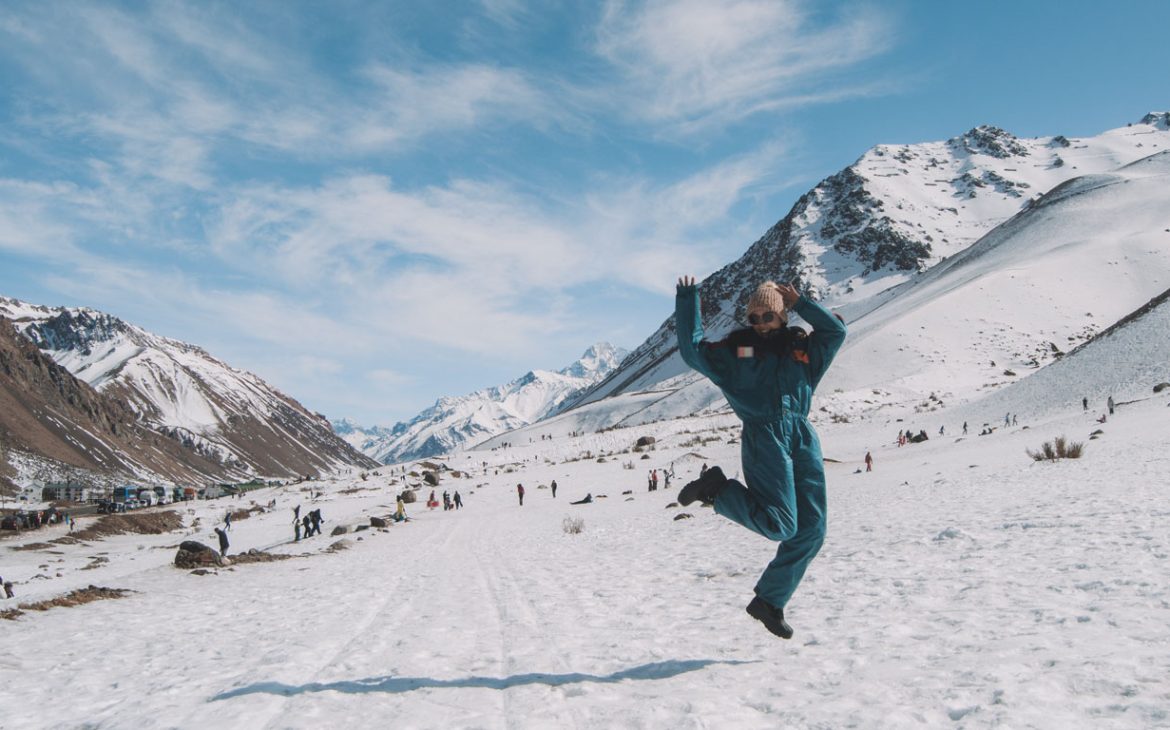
[
  {"x1": 1028, "y1": 436, "x2": 1085, "y2": 461},
  {"x1": 563, "y1": 516, "x2": 585, "y2": 535}
]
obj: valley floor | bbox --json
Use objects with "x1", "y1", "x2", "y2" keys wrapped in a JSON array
[{"x1": 1, "y1": 398, "x2": 1168, "y2": 729}]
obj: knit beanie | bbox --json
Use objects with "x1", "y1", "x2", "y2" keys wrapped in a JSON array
[{"x1": 746, "y1": 281, "x2": 788, "y2": 323}]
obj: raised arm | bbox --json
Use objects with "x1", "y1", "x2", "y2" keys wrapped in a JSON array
[
  {"x1": 675, "y1": 277, "x2": 729, "y2": 385},
  {"x1": 792, "y1": 294, "x2": 847, "y2": 388}
]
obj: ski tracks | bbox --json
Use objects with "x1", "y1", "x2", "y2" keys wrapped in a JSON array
[{"x1": 470, "y1": 522, "x2": 588, "y2": 730}]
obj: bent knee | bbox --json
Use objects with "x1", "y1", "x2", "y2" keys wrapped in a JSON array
[
  {"x1": 791, "y1": 521, "x2": 826, "y2": 550},
  {"x1": 761, "y1": 514, "x2": 798, "y2": 542}
]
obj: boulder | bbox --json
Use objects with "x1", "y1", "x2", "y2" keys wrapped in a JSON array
[
  {"x1": 399, "y1": 489, "x2": 417, "y2": 504},
  {"x1": 1154, "y1": 382, "x2": 1170, "y2": 393},
  {"x1": 174, "y1": 541, "x2": 228, "y2": 569},
  {"x1": 635, "y1": 436, "x2": 656, "y2": 447},
  {"x1": 327, "y1": 539, "x2": 352, "y2": 552},
  {"x1": 370, "y1": 515, "x2": 391, "y2": 528},
  {"x1": 331, "y1": 525, "x2": 349, "y2": 536},
  {"x1": 673, "y1": 513, "x2": 694, "y2": 521},
  {"x1": 422, "y1": 471, "x2": 440, "y2": 486}
]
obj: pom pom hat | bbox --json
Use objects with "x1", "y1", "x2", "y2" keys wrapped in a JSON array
[{"x1": 746, "y1": 281, "x2": 788, "y2": 325}]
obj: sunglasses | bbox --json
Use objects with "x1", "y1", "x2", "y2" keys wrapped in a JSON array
[{"x1": 747, "y1": 311, "x2": 781, "y2": 326}]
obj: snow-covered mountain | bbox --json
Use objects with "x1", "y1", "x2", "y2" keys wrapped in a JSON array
[
  {"x1": 560, "y1": 113, "x2": 1170, "y2": 416},
  {"x1": 338, "y1": 343, "x2": 628, "y2": 463},
  {"x1": 470, "y1": 115, "x2": 1170, "y2": 446},
  {"x1": 0, "y1": 297, "x2": 379, "y2": 483}
]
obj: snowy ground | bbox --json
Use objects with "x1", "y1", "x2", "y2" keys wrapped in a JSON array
[{"x1": 2, "y1": 395, "x2": 1169, "y2": 729}]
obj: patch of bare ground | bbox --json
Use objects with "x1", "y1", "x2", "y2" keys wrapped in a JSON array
[
  {"x1": 72, "y1": 510, "x2": 184, "y2": 541},
  {"x1": 228, "y1": 550, "x2": 298, "y2": 565},
  {"x1": 81, "y1": 556, "x2": 110, "y2": 570},
  {"x1": 10, "y1": 542, "x2": 55, "y2": 551},
  {"x1": 227, "y1": 505, "x2": 265, "y2": 522},
  {"x1": 1, "y1": 585, "x2": 133, "y2": 620}
]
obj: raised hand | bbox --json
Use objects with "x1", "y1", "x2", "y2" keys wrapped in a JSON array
[
  {"x1": 677, "y1": 275, "x2": 697, "y2": 289},
  {"x1": 777, "y1": 282, "x2": 800, "y2": 308}
]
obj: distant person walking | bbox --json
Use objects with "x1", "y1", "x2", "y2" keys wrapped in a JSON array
[
  {"x1": 1083, "y1": 397, "x2": 1088, "y2": 412},
  {"x1": 224, "y1": 511, "x2": 232, "y2": 531},
  {"x1": 517, "y1": 483, "x2": 525, "y2": 506},
  {"x1": 454, "y1": 491, "x2": 463, "y2": 509},
  {"x1": 551, "y1": 480, "x2": 558, "y2": 498},
  {"x1": 214, "y1": 527, "x2": 229, "y2": 556},
  {"x1": 1108, "y1": 396, "x2": 1115, "y2": 415},
  {"x1": 865, "y1": 451, "x2": 874, "y2": 472},
  {"x1": 962, "y1": 421, "x2": 968, "y2": 436}
]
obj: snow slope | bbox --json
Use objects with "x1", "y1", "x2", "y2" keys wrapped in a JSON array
[{"x1": 2, "y1": 380, "x2": 1167, "y2": 728}]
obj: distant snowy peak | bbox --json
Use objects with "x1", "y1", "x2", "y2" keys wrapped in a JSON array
[
  {"x1": 342, "y1": 342, "x2": 628, "y2": 463},
  {"x1": 561, "y1": 342, "x2": 626, "y2": 378},
  {"x1": 1139, "y1": 111, "x2": 1170, "y2": 130}
]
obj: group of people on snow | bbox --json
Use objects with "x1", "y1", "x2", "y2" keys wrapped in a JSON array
[{"x1": 291, "y1": 505, "x2": 325, "y2": 541}]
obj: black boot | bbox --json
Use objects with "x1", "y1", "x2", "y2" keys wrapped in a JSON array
[
  {"x1": 677, "y1": 466, "x2": 727, "y2": 507},
  {"x1": 746, "y1": 596, "x2": 793, "y2": 640}
]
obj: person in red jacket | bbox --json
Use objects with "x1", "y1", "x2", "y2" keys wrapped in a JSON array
[{"x1": 517, "y1": 483, "x2": 525, "y2": 506}]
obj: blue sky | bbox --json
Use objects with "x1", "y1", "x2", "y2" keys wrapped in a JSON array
[{"x1": 1, "y1": 0, "x2": 1166, "y2": 425}]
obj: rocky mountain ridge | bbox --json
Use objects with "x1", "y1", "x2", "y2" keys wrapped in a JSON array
[{"x1": 0, "y1": 297, "x2": 379, "y2": 489}]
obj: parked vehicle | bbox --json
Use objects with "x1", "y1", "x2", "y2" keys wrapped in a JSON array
[
  {"x1": 137, "y1": 490, "x2": 158, "y2": 507},
  {"x1": 112, "y1": 485, "x2": 139, "y2": 504},
  {"x1": 152, "y1": 486, "x2": 172, "y2": 505}
]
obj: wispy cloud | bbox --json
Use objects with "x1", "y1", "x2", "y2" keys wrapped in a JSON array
[
  {"x1": 595, "y1": 0, "x2": 895, "y2": 135},
  {"x1": 351, "y1": 63, "x2": 565, "y2": 150}
]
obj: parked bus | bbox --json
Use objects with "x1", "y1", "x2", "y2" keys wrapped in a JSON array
[{"x1": 112, "y1": 485, "x2": 138, "y2": 504}]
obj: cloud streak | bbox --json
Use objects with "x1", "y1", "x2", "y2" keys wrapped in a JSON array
[{"x1": 595, "y1": 0, "x2": 895, "y2": 135}]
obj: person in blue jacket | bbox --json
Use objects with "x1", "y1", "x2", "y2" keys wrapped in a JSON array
[{"x1": 675, "y1": 276, "x2": 846, "y2": 640}]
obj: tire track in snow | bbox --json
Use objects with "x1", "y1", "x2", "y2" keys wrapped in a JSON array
[{"x1": 473, "y1": 527, "x2": 589, "y2": 729}]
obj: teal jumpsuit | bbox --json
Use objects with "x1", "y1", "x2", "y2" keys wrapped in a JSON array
[{"x1": 675, "y1": 284, "x2": 846, "y2": 610}]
